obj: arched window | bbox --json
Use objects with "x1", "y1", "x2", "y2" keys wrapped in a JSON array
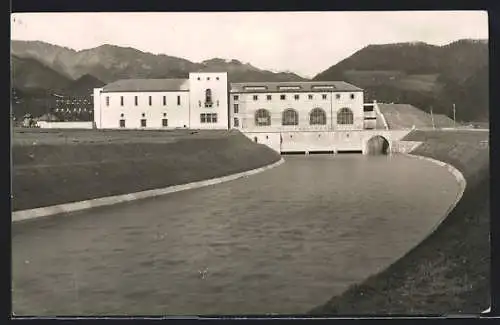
[
  {"x1": 255, "y1": 109, "x2": 271, "y2": 126},
  {"x1": 282, "y1": 109, "x2": 299, "y2": 126},
  {"x1": 310, "y1": 108, "x2": 327, "y2": 125},
  {"x1": 205, "y1": 89, "x2": 212, "y2": 107},
  {"x1": 337, "y1": 107, "x2": 354, "y2": 125}
]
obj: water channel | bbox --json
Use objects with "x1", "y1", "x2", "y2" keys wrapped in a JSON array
[{"x1": 12, "y1": 154, "x2": 460, "y2": 315}]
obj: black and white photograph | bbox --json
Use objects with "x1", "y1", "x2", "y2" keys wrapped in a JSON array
[{"x1": 10, "y1": 10, "x2": 490, "y2": 317}]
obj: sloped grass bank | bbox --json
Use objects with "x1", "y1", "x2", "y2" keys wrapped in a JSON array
[
  {"x1": 310, "y1": 129, "x2": 489, "y2": 315},
  {"x1": 12, "y1": 130, "x2": 281, "y2": 211}
]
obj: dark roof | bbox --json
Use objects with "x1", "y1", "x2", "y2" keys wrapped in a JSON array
[
  {"x1": 102, "y1": 78, "x2": 189, "y2": 92},
  {"x1": 230, "y1": 81, "x2": 363, "y2": 93},
  {"x1": 100, "y1": 78, "x2": 362, "y2": 93}
]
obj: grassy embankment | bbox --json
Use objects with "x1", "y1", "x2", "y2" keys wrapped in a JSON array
[
  {"x1": 12, "y1": 128, "x2": 281, "y2": 211},
  {"x1": 310, "y1": 129, "x2": 490, "y2": 315}
]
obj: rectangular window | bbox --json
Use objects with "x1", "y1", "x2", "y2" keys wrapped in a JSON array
[
  {"x1": 141, "y1": 119, "x2": 147, "y2": 127},
  {"x1": 244, "y1": 86, "x2": 267, "y2": 91},
  {"x1": 234, "y1": 103, "x2": 239, "y2": 113},
  {"x1": 177, "y1": 95, "x2": 181, "y2": 106},
  {"x1": 253, "y1": 95, "x2": 258, "y2": 101},
  {"x1": 278, "y1": 86, "x2": 301, "y2": 90},
  {"x1": 162, "y1": 118, "x2": 168, "y2": 127},
  {"x1": 267, "y1": 95, "x2": 272, "y2": 101},
  {"x1": 163, "y1": 96, "x2": 166, "y2": 106},
  {"x1": 350, "y1": 93, "x2": 355, "y2": 99},
  {"x1": 280, "y1": 94, "x2": 286, "y2": 100},
  {"x1": 336, "y1": 94, "x2": 341, "y2": 100},
  {"x1": 294, "y1": 94, "x2": 299, "y2": 100},
  {"x1": 200, "y1": 113, "x2": 218, "y2": 123},
  {"x1": 312, "y1": 85, "x2": 334, "y2": 90},
  {"x1": 149, "y1": 96, "x2": 152, "y2": 106},
  {"x1": 120, "y1": 96, "x2": 124, "y2": 106},
  {"x1": 106, "y1": 96, "x2": 109, "y2": 106},
  {"x1": 322, "y1": 94, "x2": 327, "y2": 100},
  {"x1": 308, "y1": 94, "x2": 313, "y2": 100},
  {"x1": 134, "y1": 96, "x2": 138, "y2": 106},
  {"x1": 234, "y1": 95, "x2": 239, "y2": 100},
  {"x1": 234, "y1": 117, "x2": 239, "y2": 127},
  {"x1": 119, "y1": 119, "x2": 125, "y2": 128}
]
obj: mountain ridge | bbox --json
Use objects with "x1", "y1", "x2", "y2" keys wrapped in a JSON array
[
  {"x1": 11, "y1": 40, "x2": 306, "y2": 83},
  {"x1": 11, "y1": 38, "x2": 488, "y2": 121},
  {"x1": 313, "y1": 39, "x2": 488, "y2": 122}
]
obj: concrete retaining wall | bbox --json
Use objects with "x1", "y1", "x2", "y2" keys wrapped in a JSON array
[
  {"x1": 242, "y1": 130, "x2": 412, "y2": 154},
  {"x1": 12, "y1": 158, "x2": 285, "y2": 223}
]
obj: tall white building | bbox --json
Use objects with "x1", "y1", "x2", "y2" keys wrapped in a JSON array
[{"x1": 93, "y1": 72, "x2": 369, "y2": 132}]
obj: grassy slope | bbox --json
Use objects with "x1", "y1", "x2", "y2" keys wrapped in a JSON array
[
  {"x1": 378, "y1": 104, "x2": 456, "y2": 130},
  {"x1": 12, "y1": 129, "x2": 281, "y2": 211},
  {"x1": 310, "y1": 130, "x2": 490, "y2": 315}
]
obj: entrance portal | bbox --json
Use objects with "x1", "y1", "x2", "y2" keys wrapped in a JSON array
[{"x1": 366, "y1": 135, "x2": 390, "y2": 155}]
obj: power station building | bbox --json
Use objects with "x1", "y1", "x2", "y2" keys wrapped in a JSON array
[{"x1": 93, "y1": 72, "x2": 373, "y2": 132}]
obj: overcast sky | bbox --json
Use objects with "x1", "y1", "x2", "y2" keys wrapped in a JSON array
[{"x1": 11, "y1": 11, "x2": 488, "y2": 78}]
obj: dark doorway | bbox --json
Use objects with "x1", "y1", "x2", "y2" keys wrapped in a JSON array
[{"x1": 366, "y1": 135, "x2": 390, "y2": 155}]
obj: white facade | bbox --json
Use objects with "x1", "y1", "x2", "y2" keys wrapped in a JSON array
[
  {"x1": 188, "y1": 72, "x2": 229, "y2": 129},
  {"x1": 94, "y1": 89, "x2": 190, "y2": 129},
  {"x1": 229, "y1": 89, "x2": 364, "y2": 131},
  {"x1": 93, "y1": 72, "x2": 228, "y2": 130},
  {"x1": 93, "y1": 74, "x2": 367, "y2": 132}
]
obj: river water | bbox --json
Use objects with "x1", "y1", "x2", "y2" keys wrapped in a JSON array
[{"x1": 12, "y1": 154, "x2": 460, "y2": 316}]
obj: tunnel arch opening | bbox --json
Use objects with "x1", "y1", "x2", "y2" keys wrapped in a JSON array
[{"x1": 366, "y1": 135, "x2": 390, "y2": 155}]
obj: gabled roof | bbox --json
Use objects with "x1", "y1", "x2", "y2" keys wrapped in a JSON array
[
  {"x1": 230, "y1": 81, "x2": 363, "y2": 93},
  {"x1": 102, "y1": 78, "x2": 190, "y2": 92}
]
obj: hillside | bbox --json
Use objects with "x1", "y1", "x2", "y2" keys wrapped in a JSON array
[
  {"x1": 198, "y1": 58, "x2": 305, "y2": 82},
  {"x1": 11, "y1": 40, "x2": 306, "y2": 84},
  {"x1": 63, "y1": 74, "x2": 105, "y2": 96},
  {"x1": 314, "y1": 39, "x2": 488, "y2": 122},
  {"x1": 11, "y1": 54, "x2": 72, "y2": 93},
  {"x1": 377, "y1": 103, "x2": 455, "y2": 129},
  {"x1": 10, "y1": 40, "x2": 306, "y2": 118}
]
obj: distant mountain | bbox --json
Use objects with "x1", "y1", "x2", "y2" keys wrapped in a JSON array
[
  {"x1": 11, "y1": 54, "x2": 72, "y2": 93},
  {"x1": 11, "y1": 40, "x2": 306, "y2": 84},
  {"x1": 64, "y1": 74, "x2": 105, "y2": 96},
  {"x1": 314, "y1": 39, "x2": 488, "y2": 122},
  {"x1": 198, "y1": 58, "x2": 305, "y2": 82},
  {"x1": 10, "y1": 40, "x2": 306, "y2": 118},
  {"x1": 10, "y1": 40, "x2": 77, "y2": 79}
]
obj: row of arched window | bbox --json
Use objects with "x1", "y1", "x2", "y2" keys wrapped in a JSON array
[{"x1": 253, "y1": 108, "x2": 354, "y2": 126}]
